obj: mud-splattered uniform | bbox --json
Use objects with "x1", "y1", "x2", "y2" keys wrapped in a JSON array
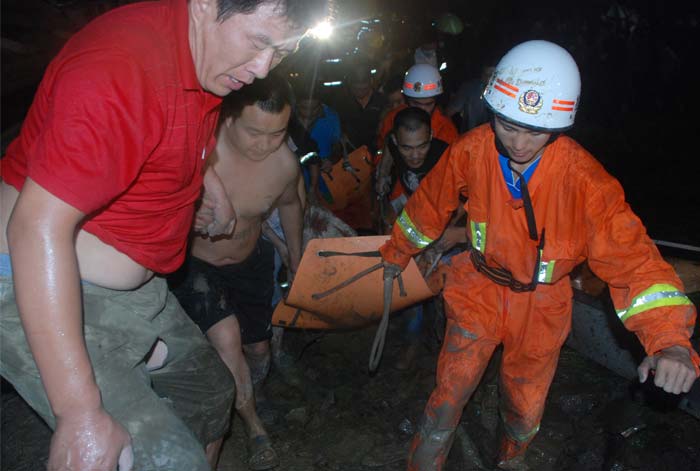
[{"x1": 380, "y1": 124, "x2": 699, "y2": 469}]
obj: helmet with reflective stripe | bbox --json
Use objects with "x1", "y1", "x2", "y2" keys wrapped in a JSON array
[
  {"x1": 403, "y1": 64, "x2": 443, "y2": 98},
  {"x1": 483, "y1": 40, "x2": 580, "y2": 132}
]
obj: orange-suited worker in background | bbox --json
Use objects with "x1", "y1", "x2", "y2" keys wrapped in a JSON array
[
  {"x1": 376, "y1": 64, "x2": 458, "y2": 157},
  {"x1": 379, "y1": 40, "x2": 699, "y2": 471}
]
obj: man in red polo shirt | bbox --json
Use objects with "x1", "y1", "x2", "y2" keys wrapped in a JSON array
[{"x1": 0, "y1": 0, "x2": 330, "y2": 469}]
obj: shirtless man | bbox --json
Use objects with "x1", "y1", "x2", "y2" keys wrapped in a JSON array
[
  {"x1": 0, "y1": 1, "x2": 328, "y2": 469},
  {"x1": 170, "y1": 73, "x2": 302, "y2": 470}
]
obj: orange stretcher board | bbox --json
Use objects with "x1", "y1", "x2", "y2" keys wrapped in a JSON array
[
  {"x1": 275, "y1": 236, "x2": 435, "y2": 330},
  {"x1": 272, "y1": 300, "x2": 344, "y2": 330},
  {"x1": 321, "y1": 145, "x2": 373, "y2": 212}
]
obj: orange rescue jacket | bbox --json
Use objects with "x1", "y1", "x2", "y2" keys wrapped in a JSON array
[{"x1": 380, "y1": 124, "x2": 699, "y2": 369}]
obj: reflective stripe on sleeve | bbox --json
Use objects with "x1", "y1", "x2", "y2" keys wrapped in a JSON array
[
  {"x1": 397, "y1": 210, "x2": 434, "y2": 249},
  {"x1": 616, "y1": 283, "x2": 693, "y2": 322},
  {"x1": 470, "y1": 221, "x2": 487, "y2": 253}
]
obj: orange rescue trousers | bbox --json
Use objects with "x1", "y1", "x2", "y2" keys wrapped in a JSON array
[{"x1": 407, "y1": 253, "x2": 570, "y2": 470}]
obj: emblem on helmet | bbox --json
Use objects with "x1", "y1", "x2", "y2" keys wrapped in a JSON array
[
  {"x1": 413, "y1": 81, "x2": 423, "y2": 93},
  {"x1": 518, "y1": 89, "x2": 543, "y2": 114}
]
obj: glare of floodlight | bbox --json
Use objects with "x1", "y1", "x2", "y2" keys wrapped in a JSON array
[
  {"x1": 310, "y1": 21, "x2": 333, "y2": 39},
  {"x1": 439, "y1": 62, "x2": 448, "y2": 71}
]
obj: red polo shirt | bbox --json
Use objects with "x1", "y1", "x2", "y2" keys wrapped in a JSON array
[{"x1": 2, "y1": 0, "x2": 221, "y2": 273}]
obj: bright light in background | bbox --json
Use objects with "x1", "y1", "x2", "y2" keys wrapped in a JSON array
[
  {"x1": 323, "y1": 81, "x2": 343, "y2": 87},
  {"x1": 309, "y1": 21, "x2": 333, "y2": 40},
  {"x1": 439, "y1": 62, "x2": 448, "y2": 71}
]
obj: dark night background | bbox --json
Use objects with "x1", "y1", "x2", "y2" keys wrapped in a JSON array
[{"x1": 2, "y1": 0, "x2": 699, "y2": 249}]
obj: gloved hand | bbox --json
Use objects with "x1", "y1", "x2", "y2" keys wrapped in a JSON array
[{"x1": 383, "y1": 261, "x2": 403, "y2": 280}]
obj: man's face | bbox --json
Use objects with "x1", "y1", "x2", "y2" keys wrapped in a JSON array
[
  {"x1": 349, "y1": 78, "x2": 372, "y2": 100},
  {"x1": 295, "y1": 98, "x2": 322, "y2": 128},
  {"x1": 386, "y1": 90, "x2": 404, "y2": 110},
  {"x1": 394, "y1": 126, "x2": 431, "y2": 169},
  {"x1": 190, "y1": 0, "x2": 304, "y2": 96},
  {"x1": 223, "y1": 104, "x2": 291, "y2": 161},
  {"x1": 493, "y1": 116, "x2": 551, "y2": 165},
  {"x1": 406, "y1": 96, "x2": 437, "y2": 115}
]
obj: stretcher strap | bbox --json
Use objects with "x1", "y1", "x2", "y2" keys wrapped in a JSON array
[
  {"x1": 311, "y1": 261, "x2": 407, "y2": 300},
  {"x1": 317, "y1": 250, "x2": 381, "y2": 258},
  {"x1": 342, "y1": 160, "x2": 362, "y2": 184},
  {"x1": 340, "y1": 135, "x2": 361, "y2": 184},
  {"x1": 311, "y1": 262, "x2": 384, "y2": 300},
  {"x1": 309, "y1": 249, "x2": 408, "y2": 372},
  {"x1": 289, "y1": 307, "x2": 303, "y2": 327},
  {"x1": 369, "y1": 276, "x2": 393, "y2": 372}
]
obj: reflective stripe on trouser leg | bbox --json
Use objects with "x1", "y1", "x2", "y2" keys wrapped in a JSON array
[{"x1": 408, "y1": 318, "x2": 498, "y2": 471}]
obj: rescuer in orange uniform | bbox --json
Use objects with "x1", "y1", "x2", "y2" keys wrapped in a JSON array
[
  {"x1": 375, "y1": 64, "x2": 459, "y2": 230},
  {"x1": 379, "y1": 40, "x2": 700, "y2": 470},
  {"x1": 375, "y1": 64, "x2": 458, "y2": 156}
]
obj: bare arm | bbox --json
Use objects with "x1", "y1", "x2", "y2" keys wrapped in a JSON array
[
  {"x1": 277, "y1": 177, "x2": 304, "y2": 274},
  {"x1": 261, "y1": 221, "x2": 290, "y2": 267},
  {"x1": 296, "y1": 171, "x2": 307, "y2": 211},
  {"x1": 7, "y1": 178, "x2": 131, "y2": 470}
]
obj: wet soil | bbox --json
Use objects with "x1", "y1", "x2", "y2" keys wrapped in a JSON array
[{"x1": 3, "y1": 308, "x2": 699, "y2": 471}]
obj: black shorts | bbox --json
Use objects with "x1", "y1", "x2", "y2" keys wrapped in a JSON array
[{"x1": 169, "y1": 238, "x2": 274, "y2": 344}]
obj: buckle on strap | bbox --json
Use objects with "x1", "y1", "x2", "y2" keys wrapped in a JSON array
[{"x1": 468, "y1": 229, "x2": 545, "y2": 293}]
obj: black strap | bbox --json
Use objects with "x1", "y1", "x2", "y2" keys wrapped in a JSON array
[
  {"x1": 468, "y1": 229, "x2": 545, "y2": 293},
  {"x1": 318, "y1": 250, "x2": 381, "y2": 258},
  {"x1": 311, "y1": 262, "x2": 384, "y2": 300},
  {"x1": 508, "y1": 161, "x2": 538, "y2": 241}
]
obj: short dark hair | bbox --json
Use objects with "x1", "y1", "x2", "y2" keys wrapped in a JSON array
[
  {"x1": 346, "y1": 60, "x2": 371, "y2": 84},
  {"x1": 383, "y1": 73, "x2": 404, "y2": 95},
  {"x1": 216, "y1": 0, "x2": 333, "y2": 31},
  {"x1": 220, "y1": 73, "x2": 293, "y2": 120},
  {"x1": 393, "y1": 107, "x2": 431, "y2": 134}
]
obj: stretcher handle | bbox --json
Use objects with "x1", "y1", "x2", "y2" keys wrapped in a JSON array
[
  {"x1": 369, "y1": 276, "x2": 394, "y2": 372},
  {"x1": 340, "y1": 135, "x2": 361, "y2": 185},
  {"x1": 311, "y1": 252, "x2": 407, "y2": 300}
]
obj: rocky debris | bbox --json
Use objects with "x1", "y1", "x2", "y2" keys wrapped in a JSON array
[{"x1": 3, "y1": 319, "x2": 700, "y2": 470}]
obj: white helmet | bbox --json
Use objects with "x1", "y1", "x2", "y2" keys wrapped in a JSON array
[
  {"x1": 483, "y1": 40, "x2": 580, "y2": 131},
  {"x1": 403, "y1": 64, "x2": 443, "y2": 98}
]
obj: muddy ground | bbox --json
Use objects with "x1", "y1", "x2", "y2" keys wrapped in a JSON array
[{"x1": 3, "y1": 304, "x2": 700, "y2": 471}]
